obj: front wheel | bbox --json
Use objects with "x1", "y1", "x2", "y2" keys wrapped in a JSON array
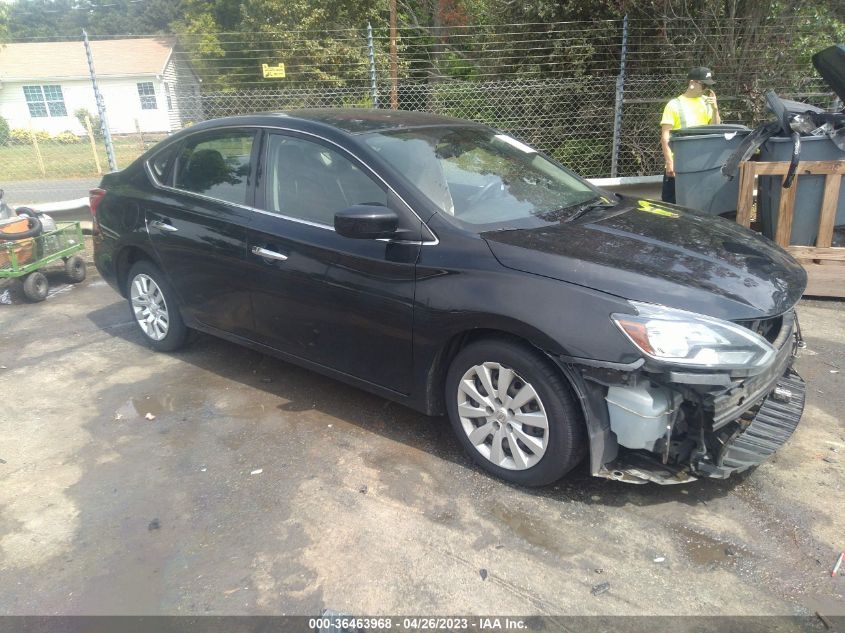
[
  {"x1": 445, "y1": 339, "x2": 585, "y2": 486},
  {"x1": 126, "y1": 260, "x2": 188, "y2": 352},
  {"x1": 22, "y1": 271, "x2": 48, "y2": 302}
]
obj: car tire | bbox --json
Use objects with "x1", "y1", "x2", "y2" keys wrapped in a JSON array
[
  {"x1": 126, "y1": 260, "x2": 188, "y2": 352},
  {"x1": 64, "y1": 255, "x2": 87, "y2": 283},
  {"x1": 445, "y1": 338, "x2": 585, "y2": 486},
  {"x1": 22, "y1": 271, "x2": 49, "y2": 302}
]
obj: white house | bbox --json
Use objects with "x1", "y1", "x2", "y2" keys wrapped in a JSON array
[{"x1": 0, "y1": 38, "x2": 201, "y2": 136}]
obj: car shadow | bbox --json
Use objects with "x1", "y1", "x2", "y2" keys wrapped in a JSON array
[{"x1": 87, "y1": 300, "x2": 743, "y2": 508}]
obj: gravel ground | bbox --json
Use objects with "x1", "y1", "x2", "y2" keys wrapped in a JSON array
[{"x1": 0, "y1": 252, "x2": 843, "y2": 619}]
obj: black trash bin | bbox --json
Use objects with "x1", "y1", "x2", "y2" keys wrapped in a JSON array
[{"x1": 669, "y1": 124, "x2": 751, "y2": 216}]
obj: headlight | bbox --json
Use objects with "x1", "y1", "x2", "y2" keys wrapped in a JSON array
[{"x1": 612, "y1": 302, "x2": 775, "y2": 371}]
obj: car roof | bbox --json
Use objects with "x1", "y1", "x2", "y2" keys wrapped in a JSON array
[
  {"x1": 186, "y1": 108, "x2": 487, "y2": 137},
  {"x1": 281, "y1": 108, "x2": 484, "y2": 134}
]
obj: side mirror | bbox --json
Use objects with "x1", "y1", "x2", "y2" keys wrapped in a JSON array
[{"x1": 334, "y1": 205, "x2": 399, "y2": 240}]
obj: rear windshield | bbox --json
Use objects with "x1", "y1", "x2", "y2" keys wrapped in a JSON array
[{"x1": 361, "y1": 127, "x2": 600, "y2": 230}]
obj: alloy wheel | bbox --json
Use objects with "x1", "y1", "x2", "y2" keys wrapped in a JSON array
[
  {"x1": 130, "y1": 273, "x2": 170, "y2": 341},
  {"x1": 456, "y1": 362, "x2": 549, "y2": 470}
]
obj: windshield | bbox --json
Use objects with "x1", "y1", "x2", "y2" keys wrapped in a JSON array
[{"x1": 361, "y1": 127, "x2": 604, "y2": 230}]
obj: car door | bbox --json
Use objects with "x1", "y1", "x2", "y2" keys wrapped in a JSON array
[
  {"x1": 144, "y1": 128, "x2": 258, "y2": 337},
  {"x1": 246, "y1": 131, "x2": 421, "y2": 394}
]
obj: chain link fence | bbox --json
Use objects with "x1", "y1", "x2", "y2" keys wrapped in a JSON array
[{"x1": 0, "y1": 17, "x2": 841, "y2": 202}]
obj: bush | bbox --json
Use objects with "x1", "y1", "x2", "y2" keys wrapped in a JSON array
[
  {"x1": 54, "y1": 131, "x2": 81, "y2": 144},
  {"x1": 74, "y1": 108, "x2": 102, "y2": 138},
  {"x1": 0, "y1": 116, "x2": 9, "y2": 146},
  {"x1": 10, "y1": 128, "x2": 28, "y2": 144},
  {"x1": 549, "y1": 138, "x2": 612, "y2": 178},
  {"x1": 10, "y1": 128, "x2": 52, "y2": 144},
  {"x1": 341, "y1": 93, "x2": 374, "y2": 108}
]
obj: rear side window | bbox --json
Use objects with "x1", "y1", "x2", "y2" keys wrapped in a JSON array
[
  {"x1": 174, "y1": 131, "x2": 255, "y2": 205},
  {"x1": 148, "y1": 145, "x2": 177, "y2": 184}
]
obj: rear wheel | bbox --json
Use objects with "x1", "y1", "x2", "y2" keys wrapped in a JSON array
[
  {"x1": 126, "y1": 260, "x2": 188, "y2": 352},
  {"x1": 22, "y1": 271, "x2": 48, "y2": 302},
  {"x1": 445, "y1": 339, "x2": 585, "y2": 486},
  {"x1": 64, "y1": 255, "x2": 86, "y2": 283}
]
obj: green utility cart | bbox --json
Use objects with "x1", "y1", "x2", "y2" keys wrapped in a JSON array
[{"x1": 0, "y1": 221, "x2": 87, "y2": 302}]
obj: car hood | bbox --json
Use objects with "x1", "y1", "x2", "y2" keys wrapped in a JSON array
[{"x1": 482, "y1": 197, "x2": 807, "y2": 320}]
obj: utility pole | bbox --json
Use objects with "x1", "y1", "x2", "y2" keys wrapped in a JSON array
[
  {"x1": 610, "y1": 15, "x2": 629, "y2": 179},
  {"x1": 367, "y1": 22, "x2": 380, "y2": 108},
  {"x1": 389, "y1": 0, "x2": 398, "y2": 110},
  {"x1": 83, "y1": 29, "x2": 117, "y2": 172}
]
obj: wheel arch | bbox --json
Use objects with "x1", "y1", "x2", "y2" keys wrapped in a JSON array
[
  {"x1": 423, "y1": 327, "x2": 581, "y2": 416},
  {"x1": 424, "y1": 327, "x2": 614, "y2": 476},
  {"x1": 115, "y1": 243, "x2": 159, "y2": 297}
]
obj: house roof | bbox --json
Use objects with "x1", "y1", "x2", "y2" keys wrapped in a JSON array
[{"x1": 0, "y1": 38, "x2": 175, "y2": 81}]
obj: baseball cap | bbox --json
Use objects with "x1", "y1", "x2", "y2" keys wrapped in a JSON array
[{"x1": 688, "y1": 67, "x2": 715, "y2": 85}]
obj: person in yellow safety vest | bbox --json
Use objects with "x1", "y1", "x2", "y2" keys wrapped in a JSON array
[{"x1": 660, "y1": 67, "x2": 721, "y2": 203}]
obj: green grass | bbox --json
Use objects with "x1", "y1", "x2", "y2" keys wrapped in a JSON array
[{"x1": 0, "y1": 136, "x2": 165, "y2": 181}]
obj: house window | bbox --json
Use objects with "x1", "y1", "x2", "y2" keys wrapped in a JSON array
[
  {"x1": 137, "y1": 82, "x2": 157, "y2": 110},
  {"x1": 22, "y1": 85, "x2": 67, "y2": 118},
  {"x1": 164, "y1": 84, "x2": 173, "y2": 111}
]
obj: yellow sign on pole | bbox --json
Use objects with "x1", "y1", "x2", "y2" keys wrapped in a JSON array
[{"x1": 261, "y1": 63, "x2": 286, "y2": 79}]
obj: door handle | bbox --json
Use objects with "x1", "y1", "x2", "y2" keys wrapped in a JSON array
[
  {"x1": 251, "y1": 245, "x2": 288, "y2": 262},
  {"x1": 150, "y1": 220, "x2": 178, "y2": 232}
]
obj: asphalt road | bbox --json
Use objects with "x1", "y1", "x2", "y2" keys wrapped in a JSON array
[
  {"x1": 0, "y1": 257, "x2": 844, "y2": 619},
  {"x1": 2, "y1": 177, "x2": 100, "y2": 206}
]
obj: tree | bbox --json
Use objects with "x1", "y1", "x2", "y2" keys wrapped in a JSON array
[
  {"x1": 0, "y1": 3, "x2": 9, "y2": 44},
  {"x1": 171, "y1": 0, "x2": 385, "y2": 89},
  {"x1": 4, "y1": 0, "x2": 83, "y2": 38},
  {"x1": 391, "y1": 0, "x2": 491, "y2": 81},
  {"x1": 84, "y1": 0, "x2": 187, "y2": 35},
  {"x1": 239, "y1": 0, "x2": 384, "y2": 86},
  {"x1": 3, "y1": 0, "x2": 188, "y2": 38}
]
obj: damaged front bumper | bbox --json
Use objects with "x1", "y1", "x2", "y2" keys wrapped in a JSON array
[
  {"x1": 557, "y1": 310, "x2": 806, "y2": 485},
  {"x1": 695, "y1": 368, "x2": 805, "y2": 478}
]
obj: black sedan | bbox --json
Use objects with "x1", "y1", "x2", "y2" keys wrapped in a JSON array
[{"x1": 93, "y1": 109, "x2": 807, "y2": 486}]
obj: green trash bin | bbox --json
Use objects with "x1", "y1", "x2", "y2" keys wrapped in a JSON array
[
  {"x1": 669, "y1": 124, "x2": 751, "y2": 216},
  {"x1": 757, "y1": 135, "x2": 845, "y2": 246}
]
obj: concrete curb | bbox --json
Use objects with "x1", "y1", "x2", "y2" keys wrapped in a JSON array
[
  {"x1": 27, "y1": 197, "x2": 90, "y2": 213},
  {"x1": 23, "y1": 198, "x2": 93, "y2": 234}
]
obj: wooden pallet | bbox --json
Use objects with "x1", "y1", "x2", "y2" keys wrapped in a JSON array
[{"x1": 737, "y1": 159, "x2": 845, "y2": 297}]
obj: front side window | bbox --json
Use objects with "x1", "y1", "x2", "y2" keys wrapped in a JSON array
[
  {"x1": 362, "y1": 127, "x2": 600, "y2": 230},
  {"x1": 137, "y1": 82, "x2": 157, "y2": 110},
  {"x1": 264, "y1": 134, "x2": 387, "y2": 226},
  {"x1": 174, "y1": 131, "x2": 255, "y2": 205},
  {"x1": 23, "y1": 85, "x2": 67, "y2": 118}
]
